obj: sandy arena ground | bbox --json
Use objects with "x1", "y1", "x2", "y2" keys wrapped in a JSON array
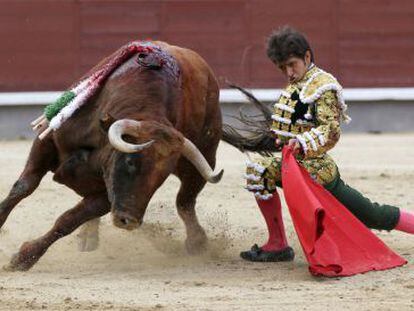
[{"x1": 0, "y1": 133, "x2": 414, "y2": 310}]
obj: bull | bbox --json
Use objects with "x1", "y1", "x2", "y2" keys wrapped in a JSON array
[{"x1": 0, "y1": 41, "x2": 223, "y2": 271}]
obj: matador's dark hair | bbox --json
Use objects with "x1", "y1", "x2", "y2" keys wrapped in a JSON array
[{"x1": 266, "y1": 26, "x2": 314, "y2": 65}]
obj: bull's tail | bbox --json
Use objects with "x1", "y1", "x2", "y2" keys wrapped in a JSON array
[
  {"x1": 222, "y1": 124, "x2": 278, "y2": 154},
  {"x1": 222, "y1": 82, "x2": 280, "y2": 156}
]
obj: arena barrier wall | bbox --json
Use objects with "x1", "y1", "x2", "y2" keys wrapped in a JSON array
[{"x1": 0, "y1": 89, "x2": 414, "y2": 139}]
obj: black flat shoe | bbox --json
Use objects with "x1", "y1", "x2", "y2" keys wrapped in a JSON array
[{"x1": 240, "y1": 244, "x2": 295, "y2": 262}]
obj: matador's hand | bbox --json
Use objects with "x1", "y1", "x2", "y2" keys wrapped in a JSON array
[{"x1": 288, "y1": 138, "x2": 301, "y2": 154}]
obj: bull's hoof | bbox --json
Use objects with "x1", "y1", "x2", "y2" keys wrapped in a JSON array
[
  {"x1": 77, "y1": 218, "x2": 100, "y2": 252},
  {"x1": 3, "y1": 241, "x2": 43, "y2": 272},
  {"x1": 185, "y1": 232, "x2": 208, "y2": 255},
  {"x1": 3, "y1": 253, "x2": 34, "y2": 272},
  {"x1": 77, "y1": 233, "x2": 99, "y2": 252}
]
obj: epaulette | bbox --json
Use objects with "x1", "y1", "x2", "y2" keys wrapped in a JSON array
[{"x1": 299, "y1": 69, "x2": 351, "y2": 124}]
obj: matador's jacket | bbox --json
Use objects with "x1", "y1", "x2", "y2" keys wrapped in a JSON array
[{"x1": 245, "y1": 64, "x2": 351, "y2": 200}]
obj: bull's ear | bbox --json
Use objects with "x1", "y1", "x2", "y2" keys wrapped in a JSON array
[{"x1": 99, "y1": 113, "x2": 117, "y2": 132}]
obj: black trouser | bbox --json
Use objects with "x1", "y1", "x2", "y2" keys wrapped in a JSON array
[{"x1": 324, "y1": 174, "x2": 400, "y2": 231}]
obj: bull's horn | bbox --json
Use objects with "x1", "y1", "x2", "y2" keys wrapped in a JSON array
[
  {"x1": 182, "y1": 138, "x2": 224, "y2": 184},
  {"x1": 108, "y1": 119, "x2": 154, "y2": 153},
  {"x1": 108, "y1": 119, "x2": 223, "y2": 183}
]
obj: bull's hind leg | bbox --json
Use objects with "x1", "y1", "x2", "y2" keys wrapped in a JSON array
[
  {"x1": 0, "y1": 138, "x2": 58, "y2": 229},
  {"x1": 3, "y1": 194, "x2": 110, "y2": 271}
]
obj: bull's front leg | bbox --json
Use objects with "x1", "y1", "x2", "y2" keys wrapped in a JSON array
[
  {"x1": 76, "y1": 217, "x2": 100, "y2": 252},
  {"x1": 53, "y1": 149, "x2": 103, "y2": 252},
  {"x1": 176, "y1": 177, "x2": 208, "y2": 255},
  {"x1": 3, "y1": 194, "x2": 110, "y2": 271},
  {"x1": 0, "y1": 138, "x2": 57, "y2": 229}
]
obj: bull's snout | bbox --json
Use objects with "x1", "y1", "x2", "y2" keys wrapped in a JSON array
[{"x1": 112, "y1": 210, "x2": 142, "y2": 230}]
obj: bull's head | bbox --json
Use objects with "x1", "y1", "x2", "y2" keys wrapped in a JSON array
[{"x1": 103, "y1": 119, "x2": 223, "y2": 230}]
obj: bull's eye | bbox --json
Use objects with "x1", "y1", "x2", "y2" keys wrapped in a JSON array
[
  {"x1": 125, "y1": 157, "x2": 135, "y2": 168},
  {"x1": 119, "y1": 154, "x2": 142, "y2": 175}
]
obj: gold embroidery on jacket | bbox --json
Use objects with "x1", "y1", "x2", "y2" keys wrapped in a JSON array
[{"x1": 246, "y1": 66, "x2": 345, "y2": 196}]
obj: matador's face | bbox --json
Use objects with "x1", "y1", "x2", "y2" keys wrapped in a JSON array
[{"x1": 277, "y1": 51, "x2": 312, "y2": 84}]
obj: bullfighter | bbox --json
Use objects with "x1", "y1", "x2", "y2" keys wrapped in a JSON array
[{"x1": 240, "y1": 26, "x2": 414, "y2": 262}]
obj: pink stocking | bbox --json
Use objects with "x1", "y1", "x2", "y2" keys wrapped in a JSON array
[
  {"x1": 256, "y1": 191, "x2": 288, "y2": 251},
  {"x1": 395, "y1": 209, "x2": 414, "y2": 234}
]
